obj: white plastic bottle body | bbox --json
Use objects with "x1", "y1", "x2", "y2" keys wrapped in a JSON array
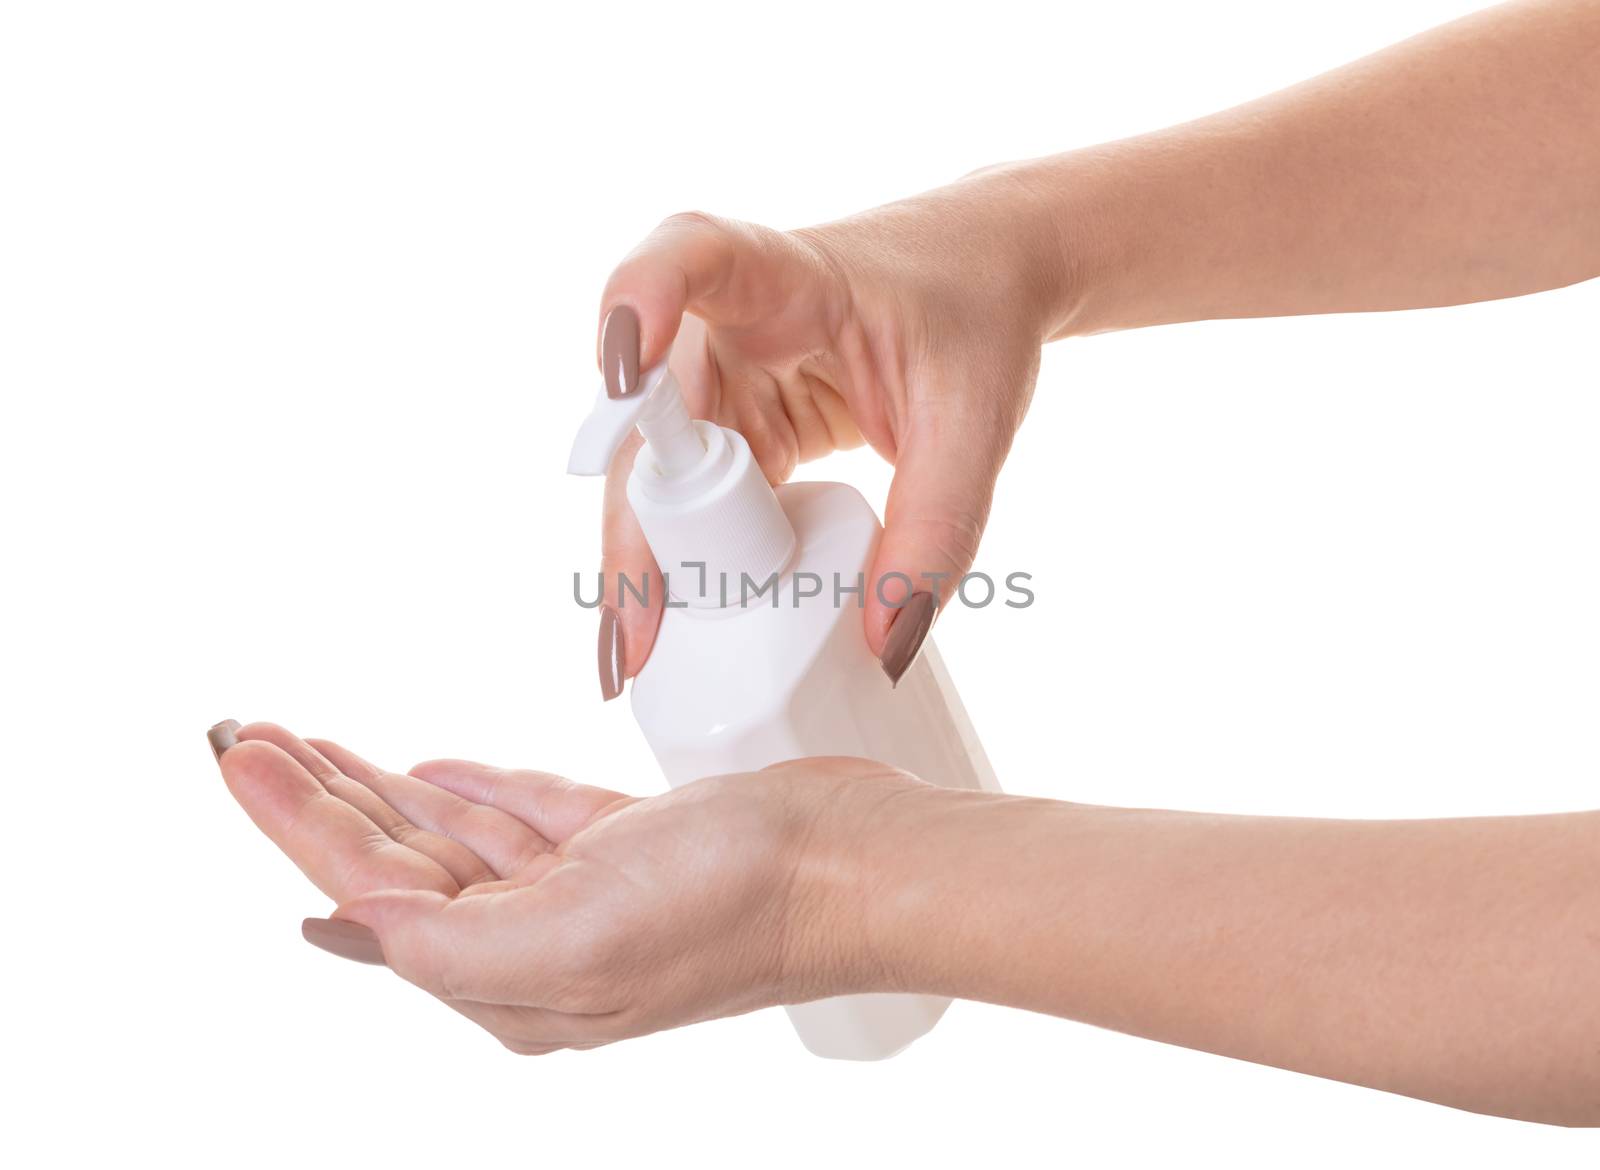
[{"x1": 630, "y1": 480, "x2": 1000, "y2": 1060}]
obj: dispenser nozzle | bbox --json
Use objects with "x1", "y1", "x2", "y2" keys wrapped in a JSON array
[
  {"x1": 566, "y1": 358, "x2": 796, "y2": 607},
  {"x1": 568, "y1": 362, "x2": 706, "y2": 477}
]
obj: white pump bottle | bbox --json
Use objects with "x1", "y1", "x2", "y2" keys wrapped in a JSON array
[{"x1": 570, "y1": 362, "x2": 1000, "y2": 1060}]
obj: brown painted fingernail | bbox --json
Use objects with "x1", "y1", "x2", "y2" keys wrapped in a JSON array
[
  {"x1": 601, "y1": 304, "x2": 641, "y2": 399},
  {"x1": 598, "y1": 605, "x2": 625, "y2": 702},
  {"x1": 880, "y1": 591, "x2": 936, "y2": 687},
  {"x1": 302, "y1": 917, "x2": 388, "y2": 966},
  {"x1": 208, "y1": 719, "x2": 241, "y2": 762}
]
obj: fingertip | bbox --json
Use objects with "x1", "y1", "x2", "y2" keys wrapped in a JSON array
[
  {"x1": 864, "y1": 582, "x2": 902, "y2": 653},
  {"x1": 207, "y1": 718, "x2": 240, "y2": 762},
  {"x1": 597, "y1": 279, "x2": 675, "y2": 379},
  {"x1": 878, "y1": 589, "x2": 937, "y2": 687},
  {"x1": 595, "y1": 597, "x2": 663, "y2": 693},
  {"x1": 598, "y1": 605, "x2": 625, "y2": 701},
  {"x1": 596, "y1": 567, "x2": 665, "y2": 691},
  {"x1": 598, "y1": 303, "x2": 643, "y2": 399},
  {"x1": 216, "y1": 739, "x2": 316, "y2": 820},
  {"x1": 863, "y1": 596, "x2": 897, "y2": 657},
  {"x1": 610, "y1": 301, "x2": 676, "y2": 379},
  {"x1": 860, "y1": 556, "x2": 932, "y2": 658},
  {"x1": 233, "y1": 719, "x2": 288, "y2": 742},
  {"x1": 617, "y1": 601, "x2": 663, "y2": 682},
  {"x1": 301, "y1": 916, "x2": 387, "y2": 966},
  {"x1": 600, "y1": 210, "x2": 741, "y2": 373}
]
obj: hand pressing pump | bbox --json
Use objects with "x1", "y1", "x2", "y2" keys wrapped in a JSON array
[{"x1": 570, "y1": 361, "x2": 1000, "y2": 1060}]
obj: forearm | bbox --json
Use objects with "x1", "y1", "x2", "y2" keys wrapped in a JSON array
[
  {"x1": 863, "y1": 788, "x2": 1600, "y2": 1125},
  {"x1": 982, "y1": 0, "x2": 1600, "y2": 337}
]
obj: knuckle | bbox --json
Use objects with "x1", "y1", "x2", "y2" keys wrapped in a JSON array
[
  {"x1": 856, "y1": 758, "x2": 925, "y2": 786},
  {"x1": 915, "y1": 508, "x2": 986, "y2": 576},
  {"x1": 506, "y1": 832, "x2": 554, "y2": 877},
  {"x1": 609, "y1": 211, "x2": 731, "y2": 293}
]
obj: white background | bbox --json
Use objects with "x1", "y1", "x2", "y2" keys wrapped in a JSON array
[{"x1": 4, "y1": 0, "x2": 1597, "y2": 1164}]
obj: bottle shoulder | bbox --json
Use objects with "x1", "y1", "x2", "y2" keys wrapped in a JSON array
[
  {"x1": 774, "y1": 480, "x2": 880, "y2": 564},
  {"x1": 631, "y1": 480, "x2": 883, "y2": 729}
]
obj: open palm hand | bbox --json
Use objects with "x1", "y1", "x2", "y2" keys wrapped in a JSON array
[{"x1": 211, "y1": 721, "x2": 907, "y2": 1053}]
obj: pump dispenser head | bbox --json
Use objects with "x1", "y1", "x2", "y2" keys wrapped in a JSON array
[
  {"x1": 568, "y1": 362, "x2": 705, "y2": 478},
  {"x1": 569, "y1": 361, "x2": 796, "y2": 607}
]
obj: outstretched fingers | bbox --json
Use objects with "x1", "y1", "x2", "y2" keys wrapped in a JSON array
[
  {"x1": 407, "y1": 758, "x2": 633, "y2": 845},
  {"x1": 216, "y1": 738, "x2": 459, "y2": 902},
  {"x1": 236, "y1": 723, "x2": 495, "y2": 891},
  {"x1": 308, "y1": 737, "x2": 557, "y2": 881}
]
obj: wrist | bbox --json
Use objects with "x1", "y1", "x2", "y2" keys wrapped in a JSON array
[
  {"x1": 943, "y1": 158, "x2": 1094, "y2": 347},
  {"x1": 795, "y1": 164, "x2": 1077, "y2": 355},
  {"x1": 1028, "y1": 128, "x2": 1283, "y2": 340},
  {"x1": 860, "y1": 783, "x2": 1105, "y2": 1005},
  {"x1": 794, "y1": 770, "x2": 1086, "y2": 1002},
  {"x1": 974, "y1": 139, "x2": 1235, "y2": 342},
  {"x1": 983, "y1": 148, "x2": 1151, "y2": 343},
  {"x1": 776, "y1": 764, "x2": 930, "y2": 1000}
]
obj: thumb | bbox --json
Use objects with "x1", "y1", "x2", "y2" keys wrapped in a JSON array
[
  {"x1": 866, "y1": 374, "x2": 1019, "y2": 685},
  {"x1": 596, "y1": 429, "x2": 663, "y2": 700},
  {"x1": 319, "y1": 887, "x2": 558, "y2": 1004}
]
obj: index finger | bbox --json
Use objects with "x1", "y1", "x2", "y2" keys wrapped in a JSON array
[
  {"x1": 597, "y1": 212, "x2": 739, "y2": 393},
  {"x1": 218, "y1": 740, "x2": 459, "y2": 902}
]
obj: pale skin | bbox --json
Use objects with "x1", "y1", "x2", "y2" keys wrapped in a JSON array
[
  {"x1": 215, "y1": 724, "x2": 1600, "y2": 1126},
  {"x1": 219, "y1": 0, "x2": 1600, "y2": 1127}
]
